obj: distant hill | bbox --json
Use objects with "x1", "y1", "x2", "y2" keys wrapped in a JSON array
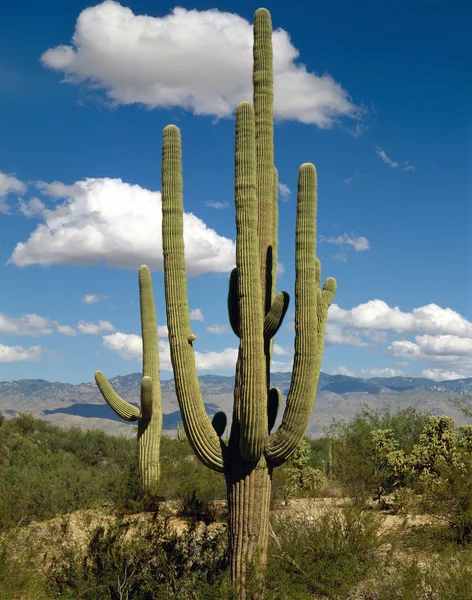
[{"x1": 1, "y1": 372, "x2": 471, "y2": 438}]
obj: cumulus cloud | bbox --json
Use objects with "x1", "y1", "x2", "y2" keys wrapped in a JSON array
[
  {"x1": 0, "y1": 311, "x2": 115, "y2": 337},
  {"x1": 330, "y1": 301, "x2": 472, "y2": 338},
  {"x1": 422, "y1": 368, "x2": 466, "y2": 382},
  {"x1": 8, "y1": 177, "x2": 236, "y2": 274},
  {"x1": 324, "y1": 323, "x2": 387, "y2": 347},
  {"x1": 82, "y1": 293, "x2": 108, "y2": 304},
  {"x1": 376, "y1": 146, "x2": 415, "y2": 172},
  {"x1": 157, "y1": 325, "x2": 168, "y2": 338},
  {"x1": 331, "y1": 366, "x2": 357, "y2": 377},
  {"x1": 272, "y1": 343, "x2": 291, "y2": 356},
  {"x1": 103, "y1": 331, "x2": 293, "y2": 373},
  {"x1": 190, "y1": 308, "x2": 204, "y2": 322},
  {"x1": 204, "y1": 201, "x2": 229, "y2": 209},
  {"x1": 18, "y1": 197, "x2": 45, "y2": 218},
  {"x1": 0, "y1": 343, "x2": 43, "y2": 362},
  {"x1": 206, "y1": 324, "x2": 230, "y2": 334},
  {"x1": 278, "y1": 182, "x2": 291, "y2": 201},
  {"x1": 40, "y1": 2, "x2": 361, "y2": 128},
  {"x1": 103, "y1": 331, "x2": 237, "y2": 372},
  {"x1": 330, "y1": 365, "x2": 406, "y2": 378},
  {"x1": 76, "y1": 320, "x2": 115, "y2": 334},
  {"x1": 0, "y1": 171, "x2": 27, "y2": 213},
  {"x1": 320, "y1": 233, "x2": 370, "y2": 252},
  {"x1": 388, "y1": 334, "x2": 472, "y2": 379}
]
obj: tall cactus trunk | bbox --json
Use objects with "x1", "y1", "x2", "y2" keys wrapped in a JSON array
[
  {"x1": 226, "y1": 452, "x2": 272, "y2": 599},
  {"x1": 160, "y1": 9, "x2": 336, "y2": 598},
  {"x1": 137, "y1": 411, "x2": 160, "y2": 491}
]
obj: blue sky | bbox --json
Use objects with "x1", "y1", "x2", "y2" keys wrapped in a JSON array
[{"x1": 0, "y1": 0, "x2": 470, "y2": 384}]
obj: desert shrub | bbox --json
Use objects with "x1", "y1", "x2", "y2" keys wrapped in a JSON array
[
  {"x1": 266, "y1": 503, "x2": 384, "y2": 598},
  {"x1": 46, "y1": 515, "x2": 229, "y2": 599},
  {"x1": 282, "y1": 437, "x2": 326, "y2": 500},
  {"x1": 329, "y1": 407, "x2": 431, "y2": 502}
]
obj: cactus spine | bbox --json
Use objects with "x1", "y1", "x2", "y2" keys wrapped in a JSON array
[
  {"x1": 161, "y1": 8, "x2": 336, "y2": 597},
  {"x1": 95, "y1": 265, "x2": 162, "y2": 492}
]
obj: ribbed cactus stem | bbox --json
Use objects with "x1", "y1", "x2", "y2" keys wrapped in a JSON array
[
  {"x1": 161, "y1": 124, "x2": 224, "y2": 473},
  {"x1": 266, "y1": 165, "x2": 336, "y2": 463},
  {"x1": 160, "y1": 8, "x2": 336, "y2": 598},
  {"x1": 233, "y1": 102, "x2": 267, "y2": 462},
  {"x1": 254, "y1": 8, "x2": 275, "y2": 313},
  {"x1": 94, "y1": 265, "x2": 162, "y2": 492}
]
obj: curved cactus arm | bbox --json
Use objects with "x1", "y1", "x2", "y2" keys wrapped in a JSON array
[
  {"x1": 266, "y1": 163, "x2": 336, "y2": 464},
  {"x1": 94, "y1": 371, "x2": 140, "y2": 422},
  {"x1": 161, "y1": 124, "x2": 224, "y2": 473},
  {"x1": 140, "y1": 376, "x2": 153, "y2": 420},
  {"x1": 228, "y1": 268, "x2": 289, "y2": 340},
  {"x1": 264, "y1": 291, "x2": 290, "y2": 338},
  {"x1": 234, "y1": 102, "x2": 267, "y2": 462},
  {"x1": 268, "y1": 387, "x2": 282, "y2": 434}
]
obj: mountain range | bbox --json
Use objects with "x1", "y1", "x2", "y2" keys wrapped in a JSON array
[{"x1": 1, "y1": 372, "x2": 471, "y2": 439}]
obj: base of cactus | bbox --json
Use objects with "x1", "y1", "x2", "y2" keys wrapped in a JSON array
[{"x1": 226, "y1": 454, "x2": 273, "y2": 599}]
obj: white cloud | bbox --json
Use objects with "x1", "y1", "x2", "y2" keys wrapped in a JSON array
[
  {"x1": 329, "y1": 300, "x2": 472, "y2": 338},
  {"x1": 157, "y1": 325, "x2": 168, "y2": 338},
  {"x1": 0, "y1": 313, "x2": 63, "y2": 336},
  {"x1": 40, "y1": 2, "x2": 361, "y2": 128},
  {"x1": 56, "y1": 324, "x2": 77, "y2": 337},
  {"x1": 190, "y1": 308, "x2": 204, "y2": 322},
  {"x1": 204, "y1": 201, "x2": 229, "y2": 209},
  {"x1": 0, "y1": 171, "x2": 26, "y2": 197},
  {"x1": 18, "y1": 197, "x2": 45, "y2": 218},
  {"x1": 0, "y1": 312, "x2": 116, "y2": 337},
  {"x1": 331, "y1": 366, "x2": 356, "y2": 377},
  {"x1": 276, "y1": 262, "x2": 285, "y2": 275},
  {"x1": 388, "y1": 334, "x2": 472, "y2": 379},
  {"x1": 82, "y1": 293, "x2": 108, "y2": 305},
  {"x1": 9, "y1": 177, "x2": 236, "y2": 275},
  {"x1": 206, "y1": 324, "x2": 230, "y2": 334},
  {"x1": 324, "y1": 323, "x2": 386, "y2": 347},
  {"x1": 422, "y1": 368, "x2": 466, "y2": 382},
  {"x1": 376, "y1": 146, "x2": 415, "y2": 172},
  {"x1": 278, "y1": 182, "x2": 291, "y2": 201},
  {"x1": 103, "y1": 331, "x2": 238, "y2": 372},
  {"x1": 76, "y1": 320, "x2": 115, "y2": 335},
  {"x1": 0, "y1": 171, "x2": 27, "y2": 213},
  {"x1": 0, "y1": 343, "x2": 43, "y2": 362},
  {"x1": 330, "y1": 365, "x2": 406, "y2": 378},
  {"x1": 35, "y1": 180, "x2": 79, "y2": 198},
  {"x1": 320, "y1": 233, "x2": 370, "y2": 252},
  {"x1": 272, "y1": 343, "x2": 291, "y2": 356}
]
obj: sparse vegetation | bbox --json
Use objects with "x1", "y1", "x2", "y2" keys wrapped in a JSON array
[{"x1": 2, "y1": 408, "x2": 472, "y2": 598}]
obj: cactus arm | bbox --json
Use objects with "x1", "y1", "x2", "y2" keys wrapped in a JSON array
[
  {"x1": 94, "y1": 371, "x2": 140, "y2": 421},
  {"x1": 161, "y1": 124, "x2": 224, "y2": 473},
  {"x1": 228, "y1": 267, "x2": 289, "y2": 339},
  {"x1": 266, "y1": 163, "x2": 336, "y2": 464},
  {"x1": 233, "y1": 102, "x2": 267, "y2": 462},
  {"x1": 264, "y1": 291, "x2": 290, "y2": 338}
]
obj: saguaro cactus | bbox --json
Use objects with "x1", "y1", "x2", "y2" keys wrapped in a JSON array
[
  {"x1": 94, "y1": 265, "x2": 162, "y2": 493},
  {"x1": 161, "y1": 8, "x2": 336, "y2": 597}
]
